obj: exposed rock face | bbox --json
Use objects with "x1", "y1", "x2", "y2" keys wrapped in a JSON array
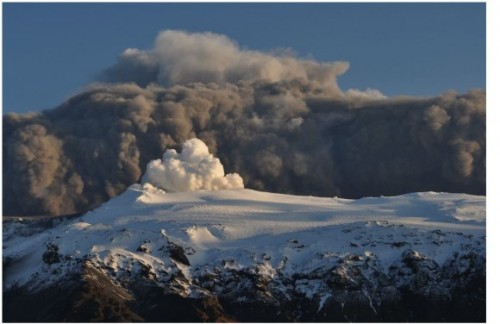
[
  {"x1": 3, "y1": 246, "x2": 485, "y2": 322},
  {"x1": 2, "y1": 189, "x2": 486, "y2": 322}
]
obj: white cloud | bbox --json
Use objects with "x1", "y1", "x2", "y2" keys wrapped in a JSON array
[{"x1": 142, "y1": 138, "x2": 244, "y2": 192}]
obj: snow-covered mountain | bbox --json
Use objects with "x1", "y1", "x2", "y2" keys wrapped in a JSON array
[{"x1": 3, "y1": 184, "x2": 485, "y2": 321}]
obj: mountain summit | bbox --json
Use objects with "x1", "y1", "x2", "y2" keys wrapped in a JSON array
[{"x1": 3, "y1": 184, "x2": 485, "y2": 321}]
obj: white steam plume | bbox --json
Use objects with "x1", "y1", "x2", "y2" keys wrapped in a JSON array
[{"x1": 142, "y1": 138, "x2": 244, "y2": 192}]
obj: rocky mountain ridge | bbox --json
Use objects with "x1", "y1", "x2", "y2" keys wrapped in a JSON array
[{"x1": 3, "y1": 186, "x2": 486, "y2": 321}]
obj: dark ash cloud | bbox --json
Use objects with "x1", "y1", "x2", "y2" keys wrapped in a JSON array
[{"x1": 3, "y1": 30, "x2": 485, "y2": 216}]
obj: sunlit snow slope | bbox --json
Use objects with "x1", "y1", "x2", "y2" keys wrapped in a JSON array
[{"x1": 3, "y1": 184, "x2": 485, "y2": 290}]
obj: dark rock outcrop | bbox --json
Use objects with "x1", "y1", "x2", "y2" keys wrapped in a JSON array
[{"x1": 3, "y1": 249, "x2": 485, "y2": 322}]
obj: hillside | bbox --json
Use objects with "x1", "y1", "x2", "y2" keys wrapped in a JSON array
[{"x1": 3, "y1": 185, "x2": 486, "y2": 321}]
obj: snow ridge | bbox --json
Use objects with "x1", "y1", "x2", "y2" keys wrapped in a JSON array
[{"x1": 3, "y1": 185, "x2": 486, "y2": 321}]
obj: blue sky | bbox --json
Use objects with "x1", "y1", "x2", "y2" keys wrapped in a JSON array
[{"x1": 3, "y1": 2, "x2": 485, "y2": 114}]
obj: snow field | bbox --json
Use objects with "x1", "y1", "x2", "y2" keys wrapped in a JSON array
[{"x1": 3, "y1": 184, "x2": 485, "y2": 291}]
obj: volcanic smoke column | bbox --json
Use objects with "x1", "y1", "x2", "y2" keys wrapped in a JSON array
[
  {"x1": 2, "y1": 30, "x2": 485, "y2": 217},
  {"x1": 142, "y1": 138, "x2": 244, "y2": 192}
]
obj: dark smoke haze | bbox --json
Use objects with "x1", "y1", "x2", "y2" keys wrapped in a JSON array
[{"x1": 3, "y1": 30, "x2": 485, "y2": 216}]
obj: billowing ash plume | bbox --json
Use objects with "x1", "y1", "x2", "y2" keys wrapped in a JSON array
[
  {"x1": 3, "y1": 30, "x2": 485, "y2": 216},
  {"x1": 142, "y1": 138, "x2": 243, "y2": 192},
  {"x1": 101, "y1": 30, "x2": 350, "y2": 91}
]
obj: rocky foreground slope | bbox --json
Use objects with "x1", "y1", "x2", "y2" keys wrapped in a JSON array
[{"x1": 3, "y1": 185, "x2": 486, "y2": 322}]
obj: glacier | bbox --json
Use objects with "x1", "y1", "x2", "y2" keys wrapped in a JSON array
[{"x1": 3, "y1": 184, "x2": 486, "y2": 321}]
